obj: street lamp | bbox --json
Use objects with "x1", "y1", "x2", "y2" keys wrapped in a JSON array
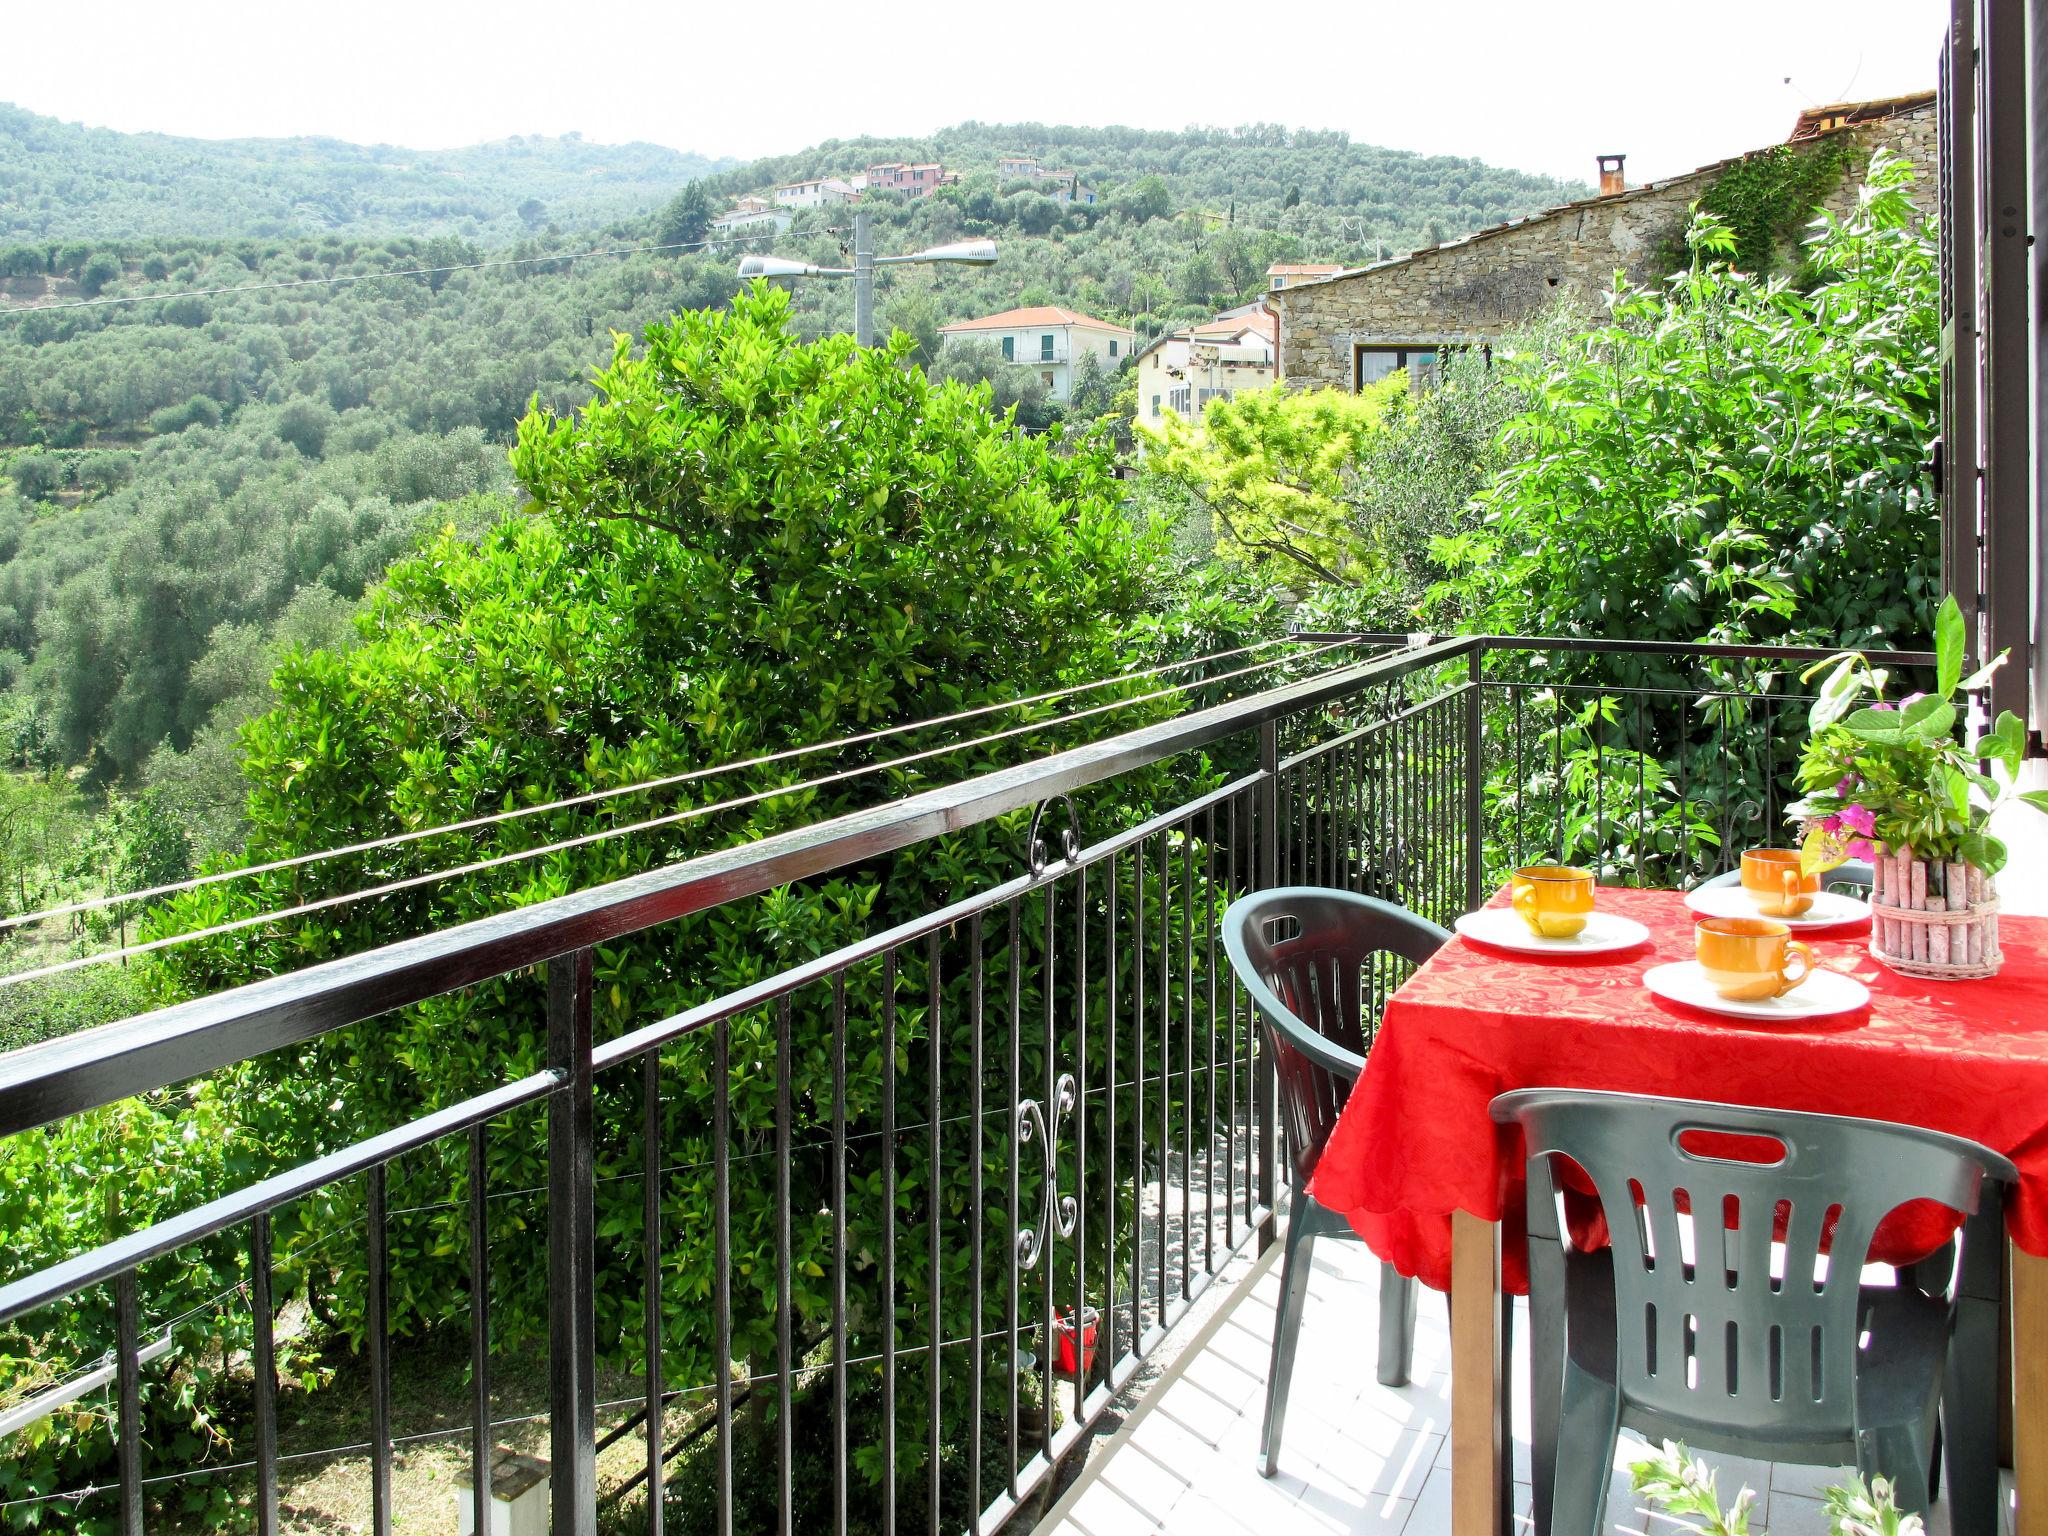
[{"x1": 738, "y1": 210, "x2": 996, "y2": 347}]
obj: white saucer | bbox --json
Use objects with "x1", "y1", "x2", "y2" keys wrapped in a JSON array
[
  {"x1": 1683, "y1": 885, "x2": 1870, "y2": 928},
  {"x1": 1454, "y1": 907, "x2": 1651, "y2": 955},
  {"x1": 1643, "y1": 961, "x2": 1870, "y2": 1020}
]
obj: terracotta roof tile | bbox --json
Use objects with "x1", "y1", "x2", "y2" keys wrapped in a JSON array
[{"x1": 939, "y1": 306, "x2": 1134, "y2": 335}]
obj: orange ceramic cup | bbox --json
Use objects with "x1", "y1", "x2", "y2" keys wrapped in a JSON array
[
  {"x1": 1510, "y1": 865, "x2": 1596, "y2": 938},
  {"x1": 1695, "y1": 916, "x2": 1812, "y2": 1001},
  {"x1": 1741, "y1": 847, "x2": 1819, "y2": 918}
]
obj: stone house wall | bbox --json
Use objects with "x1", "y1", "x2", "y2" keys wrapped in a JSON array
[{"x1": 1274, "y1": 107, "x2": 1938, "y2": 392}]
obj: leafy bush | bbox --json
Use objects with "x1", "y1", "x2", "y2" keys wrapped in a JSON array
[
  {"x1": 1141, "y1": 381, "x2": 1404, "y2": 591},
  {"x1": 1438, "y1": 153, "x2": 1939, "y2": 667},
  {"x1": 0, "y1": 286, "x2": 1270, "y2": 1524}
]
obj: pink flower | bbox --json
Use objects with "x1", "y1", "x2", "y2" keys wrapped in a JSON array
[
  {"x1": 1846, "y1": 837, "x2": 1878, "y2": 861},
  {"x1": 1900, "y1": 692, "x2": 1927, "y2": 708},
  {"x1": 1817, "y1": 814, "x2": 1844, "y2": 835},
  {"x1": 1831, "y1": 776, "x2": 1858, "y2": 797},
  {"x1": 1838, "y1": 803, "x2": 1877, "y2": 836},
  {"x1": 1869, "y1": 701, "x2": 1897, "y2": 712}
]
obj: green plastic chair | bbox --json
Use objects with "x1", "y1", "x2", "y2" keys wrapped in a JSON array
[
  {"x1": 1222, "y1": 886, "x2": 1451, "y2": 1478},
  {"x1": 1491, "y1": 1088, "x2": 2012, "y2": 1536}
]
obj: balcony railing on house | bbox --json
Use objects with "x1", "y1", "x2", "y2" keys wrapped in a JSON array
[{"x1": 0, "y1": 633, "x2": 1939, "y2": 1536}]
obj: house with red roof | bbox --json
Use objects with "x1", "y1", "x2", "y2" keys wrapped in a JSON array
[{"x1": 937, "y1": 306, "x2": 1136, "y2": 404}]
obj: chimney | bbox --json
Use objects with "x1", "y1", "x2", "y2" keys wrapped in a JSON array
[{"x1": 1597, "y1": 154, "x2": 1626, "y2": 197}]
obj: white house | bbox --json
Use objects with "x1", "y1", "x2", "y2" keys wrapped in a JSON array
[
  {"x1": 1133, "y1": 303, "x2": 1277, "y2": 427},
  {"x1": 710, "y1": 196, "x2": 793, "y2": 235},
  {"x1": 937, "y1": 306, "x2": 1135, "y2": 405},
  {"x1": 772, "y1": 178, "x2": 860, "y2": 210}
]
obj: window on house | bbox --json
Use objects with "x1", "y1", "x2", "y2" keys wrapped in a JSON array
[
  {"x1": 1001, "y1": 336, "x2": 1014, "y2": 361},
  {"x1": 1109, "y1": 340, "x2": 1118, "y2": 358},
  {"x1": 1040, "y1": 334, "x2": 1055, "y2": 360},
  {"x1": 1041, "y1": 372, "x2": 1054, "y2": 388},
  {"x1": 1353, "y1": 344, "x2": 1452, "y2": 392},
  {"x1": 1151, "y1": 394, "x2": 1161, "y2": 417}
]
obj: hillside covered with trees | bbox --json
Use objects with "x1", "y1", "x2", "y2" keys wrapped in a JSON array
[
  {"x1": 0, "y1": 117, "x2": 1582, "y2": 780},
  {"x1": 0, "y1": 103, "x2": 736, "y2": 242}
]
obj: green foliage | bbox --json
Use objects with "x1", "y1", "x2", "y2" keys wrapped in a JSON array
[
  {"x1": 0, "y1": 104, "x2": 735, "y2": 242},
  {"x1": 929, "y1": 338, "x2": 1051, "y2": 427},
  {"x1": 1680, "y1": 139, "x2": 1857, "y2": 277},
  {"x1": 655, "y1": 182, "x2": 713, "y2": 248},
  {"x1": 0, "y1": 960, "x2": 155, "y2": 1055},
  {"x1": 1484, "y1": 690, "x2": 1721, "y2": 886},
  {"x1": 1141, "y1": 382, "x2": 1405, "y2": 588},
  {"x1": 1630, "y1": 1440, "x2": 1922, "y2": 1536},
  {"x1": 0, "y1": 118, "x2": 1586, "y2": 794},
  {"x1": 1794, "y1": 594, "x2": 2044, "y2": 874},
  {"x1": 0, "y1": 289, "x2": 1275, "y2": 1521},
  {"x1": 1439, "y1": 154, "x2": 1939, "y2": 667},
  {"x1": 1335, "y1": 338, "x2": 1546, "y2": 625}
]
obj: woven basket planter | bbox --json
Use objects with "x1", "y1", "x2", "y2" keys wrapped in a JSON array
[{"x1": 1869, "y1": 845, "x2": 2001, "y2": 980}]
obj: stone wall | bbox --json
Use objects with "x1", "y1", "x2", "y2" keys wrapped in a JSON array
[{"x1": 1275, "y1": 107, "x2": 1938, "y2": 391}]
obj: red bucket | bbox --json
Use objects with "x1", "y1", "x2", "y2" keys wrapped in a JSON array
[{"x1": 1052, "y1": 1305, "x2": 1100, "y2": 1378}]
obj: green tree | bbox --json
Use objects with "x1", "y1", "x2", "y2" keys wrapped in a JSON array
[
  {"x1": 76, "y1": 252, "x2": 121, "y2": 298},
  {"x1": 1140, "y1": 381, "x2": 1403, "y2": 588},
  {"x1": 123, "y1": 287, "x2": 1240, "y2": 1521},
  {"x1": 883, "y1": 289, "x2": 945, "y2": 368},
  {"x1": 656, "y1": 181, "x2": 713, "y2": 248},
  {"x1": 1115, "y1": 174, "x2": 1173, "y2": 223},
  {"x1": 9, "y1": 450, "x2": 65, "y2": 502}
]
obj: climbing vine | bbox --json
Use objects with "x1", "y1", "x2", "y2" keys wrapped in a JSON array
[{"x1": 1655, "y1": 139, "x2": 1858, "y2": 278}]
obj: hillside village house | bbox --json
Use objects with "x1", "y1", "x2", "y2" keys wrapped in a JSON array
[
  {"x1": 1267, "y1": 262, "x2": 1346, "y2": 290},
  {"x1": 709, "y1": 195, "x2": 792, "y2": 235},
  {"x1": 1271, "y1": 92, "x2": 1938, "y2": 392},
  {"x1": 772, "y1": 177, "x2": 860, "y2": 210},
  {"x1": 937, "y1": 305, "x2": 1135, "y2": 404},
  {"x1": 867, "y1": 162, "x2": 954, "y2": 198},
  {"x1": 1133, "y1": 303, "x2": 1277, "y2": 426}
]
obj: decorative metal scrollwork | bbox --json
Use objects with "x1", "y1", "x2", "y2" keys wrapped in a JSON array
[
  {"x1": 1024, "y1": 795, "x2": 1082, "y2": 877},
  {"x1": 1015, "y1": 1072, "x2": 1078, "y2": 1270}
]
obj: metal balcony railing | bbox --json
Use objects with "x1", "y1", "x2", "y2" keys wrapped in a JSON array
[{"x1": 0, "y1": 633, "x2": 1941, "y2": 1536}]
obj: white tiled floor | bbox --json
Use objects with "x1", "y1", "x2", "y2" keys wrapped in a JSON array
[{"x1": 1035, "y1": 1232, "x2": 2017, "y2": 1536}]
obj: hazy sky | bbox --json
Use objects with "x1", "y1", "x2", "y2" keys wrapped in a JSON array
[{"x1": 2, "y1": 0, "x2": 1947, "y2": 186}]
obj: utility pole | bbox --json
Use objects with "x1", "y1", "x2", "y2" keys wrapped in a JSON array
[
  {"x1": 740, "y1": 221, "x2": 994, "y2": 348},
  {"x1": 852, "y1": 210, "x2": 875, "y2": 348}
]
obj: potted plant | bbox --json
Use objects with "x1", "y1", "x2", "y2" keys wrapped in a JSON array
[{"x1": 1794, "y1": 594, "x2": 2048, "y2": 978}]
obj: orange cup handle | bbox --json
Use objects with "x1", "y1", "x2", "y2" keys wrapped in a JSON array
[
  {"x1": 1777, "y1": 941, "x2": 1813, "y2": 994},
  {"x1": 1512, "y1": 883, "x2": 1536, "y2": 921},
  {"x1": 1782, "y1": 868, "x2": 1801, "y2": 900}
]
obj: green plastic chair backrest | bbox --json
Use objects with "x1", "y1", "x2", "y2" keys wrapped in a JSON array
[
  {"x1": 1222, "y1": 887, "x2": 1449, "y2": 1188},
  {"x1": 1491, "y1": 1088, "x2": 2013, "y2": 1440}
]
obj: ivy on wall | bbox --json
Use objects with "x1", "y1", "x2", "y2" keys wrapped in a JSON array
[{"x1": 1655, "y1": 139, "x2": 1858, "y2": 278}]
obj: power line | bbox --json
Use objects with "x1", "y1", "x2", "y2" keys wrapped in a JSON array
[
  {"x1": 0, "y1": 639, "x2": 1359, "y2": 986},
  {"x1": 0, "y1": 637, "x2": 1305, "y2": 935},
  {"x1": 0, "y1": 228, "x2": 795, "y2": 319}
]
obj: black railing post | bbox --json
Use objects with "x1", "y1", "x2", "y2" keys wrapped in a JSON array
[
  {"x1": 548, "y1": 947, "x2": 599, "y2": 1536},
  {"x1": 1255, "y1": 719, "x2": 1280, "y2": 1251},
  {"x1": 1465, "y1": 644, "x2": 1485, "y2": 912},
  {"x1": 114, "y1": 1269, "x2": 143, "y2": 1536}
]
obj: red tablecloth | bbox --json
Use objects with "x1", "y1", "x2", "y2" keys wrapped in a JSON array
[{"x1": 1309, "y1": 886, "x2": 2048, "y2": 1294}]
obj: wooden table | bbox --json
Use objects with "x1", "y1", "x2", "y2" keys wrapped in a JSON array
[{"x1": 1300, "y1": 887, "x2": 2048, "y2": 1536}]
